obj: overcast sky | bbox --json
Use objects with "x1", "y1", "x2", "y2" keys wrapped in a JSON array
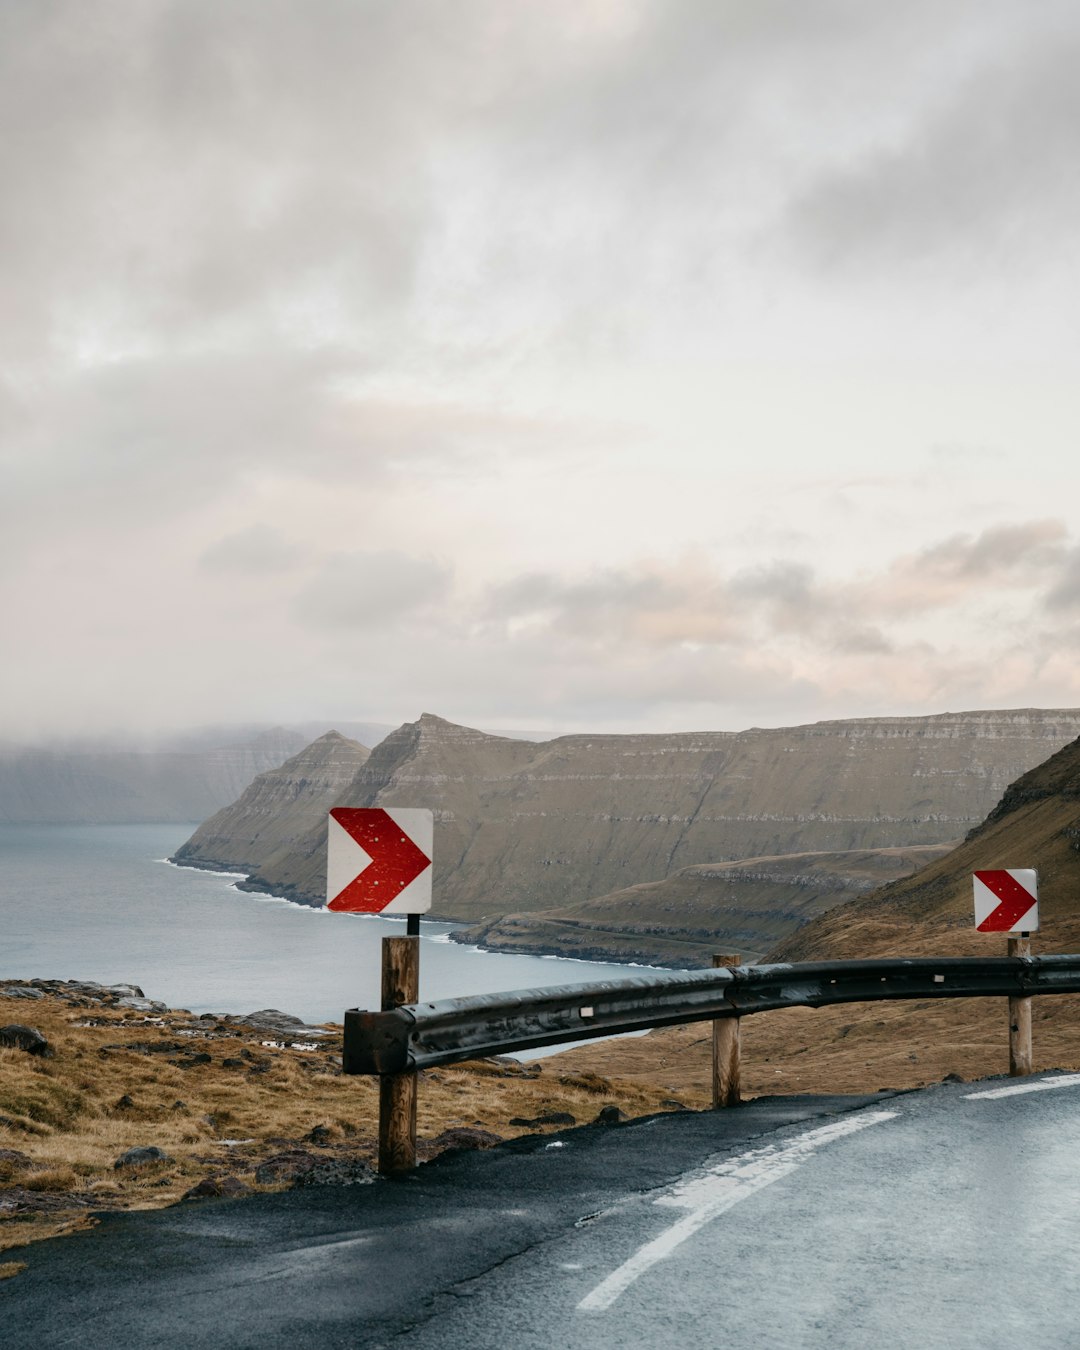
[{"x1": 4, "y1": 0, "x2": 1080, "y2": 743}]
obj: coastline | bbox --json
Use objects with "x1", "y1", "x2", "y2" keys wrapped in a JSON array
[{"x1": 169, "y1": 853, "x2": 702, "y2": 970}]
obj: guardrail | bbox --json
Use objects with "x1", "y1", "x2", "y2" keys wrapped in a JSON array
[{"x1": 345, "y1": 952, "x2": 1080, "y2": 1173}]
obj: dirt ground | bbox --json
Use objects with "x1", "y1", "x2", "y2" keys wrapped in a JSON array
[{"x1": 0, "y1": 981, "x2": 690, "y2": 1258}]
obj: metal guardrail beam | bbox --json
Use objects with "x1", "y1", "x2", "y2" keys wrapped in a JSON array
[{"x1": 344, "y1": 954, "x2": 1080, "y2": 1075}]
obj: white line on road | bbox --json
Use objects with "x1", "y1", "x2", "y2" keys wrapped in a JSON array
[
  {"x1": 576, "y1": 1110, "x2": 898, "y2": 1314},
  {"x1": 963, "y1": 1073, "x2": 1080, "y2": 1100}
]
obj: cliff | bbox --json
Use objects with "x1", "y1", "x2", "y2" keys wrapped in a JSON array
[
  {"x1": 218, "y1": 707, "x2": 1080, "y2": 919},
  {"x1": 171, "y1": 732, "x2": 370, "y2": 874},
  {"x1": 767, "y1": 732, "x2": 1080, "y2": 962},
  {"x1": 453, "y1": 844, "x2": 955, "y2": 967}
]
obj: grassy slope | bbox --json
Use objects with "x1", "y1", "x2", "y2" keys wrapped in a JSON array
[
  {"x1": 564, "y1": 736, "x2": 1080, "y2": 1097},
  {"x1": 454, "y1": 844, "x2": 956, "y2": 967}
]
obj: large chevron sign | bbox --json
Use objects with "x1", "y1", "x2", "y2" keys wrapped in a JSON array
[
  {"x1": 326, "y1": 807, "x2": 433, "y2": 914},
  {"x1": 973, "y1": 869, "x2": 1039, "y2": 933}
]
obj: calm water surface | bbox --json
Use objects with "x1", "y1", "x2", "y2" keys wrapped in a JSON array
[{"x1": 0, "y1": 824, "x2": 657, "y2": 1026}]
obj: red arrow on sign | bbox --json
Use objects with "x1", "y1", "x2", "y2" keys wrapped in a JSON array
[
  {"x1": 973, "y1": 870, "x2": 1038, "y2": 932},
  {"x1": 327, "y1": 807, "x2": 432, "y2": 913}
]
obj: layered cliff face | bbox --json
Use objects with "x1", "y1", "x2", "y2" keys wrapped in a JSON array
[
  {"x1": 0, "y1": 728, "x2": 309, "y2": 825},
  {"x1": 453, "y1": 844, "x2": 956, "y2": 967},
  {"x1": 228, "y1": 707, "x2": 1080, "y2": 918},
  {"x1": 171, "y1": 732, "x2": 370, "y2": 873},
  {"x1": 768, "y1": 733, "x2": 1080, "y2": 962}
]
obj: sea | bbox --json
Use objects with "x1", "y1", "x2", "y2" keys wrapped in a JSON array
[{"x1": 0, "y1": 824, "x2": 657, "y2": 1032}]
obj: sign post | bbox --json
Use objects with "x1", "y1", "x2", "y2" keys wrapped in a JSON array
[
  {"x1": 711, "y1": 952, "x2": 741, "y2": 1108},
  {"x1": 973, "y1": 869, "x2": 1038, "y2": 1077},
  {"x1": 327, "y1": 807, "x2": 433, "y2": 1173}
]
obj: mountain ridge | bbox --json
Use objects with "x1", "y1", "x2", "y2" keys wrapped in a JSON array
[
  {"x1": 172, "y1": 708, "x2": 1080, "y2": 937},
  {"x1": 170, "y1": 731, "x2": 370, "y2": 875}
]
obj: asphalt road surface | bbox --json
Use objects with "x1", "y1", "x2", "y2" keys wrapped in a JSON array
[{"x1": 7, "y1": 1075, "x2": 1080, "y2": 1349}]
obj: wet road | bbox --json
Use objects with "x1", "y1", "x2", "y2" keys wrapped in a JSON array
[{"x1": 6, "y1": 1076, "x2": 1080, "y2": 1348}]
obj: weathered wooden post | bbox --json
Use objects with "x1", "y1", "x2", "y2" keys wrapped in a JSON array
[
  {"x1": 712, "y1": 952, "x2": 741, "y2": 1108},
  {"x1": 378, "y1": 916, "x2": 420, "y2": 1175},
  {"x1": 326, "y1": 807, "x2": 434, "y2": 1175},
  {"x1": 1008, "y1": 933, "x2": 1033, "y2": 1077}
]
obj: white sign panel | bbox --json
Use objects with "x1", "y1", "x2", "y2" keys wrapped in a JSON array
[
  {"x1": 326, "y1": 807, "x2": 433, "y2": 914},
  {"x1": 972, "y1": 869, "x2": 1039, "y2": 933}
]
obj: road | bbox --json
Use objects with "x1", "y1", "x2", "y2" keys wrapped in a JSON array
[{"x1": 6, "y1": 1075, "x2": 1080, "y2": 1348}]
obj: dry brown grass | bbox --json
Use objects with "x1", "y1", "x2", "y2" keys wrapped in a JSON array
[
  {"x1": 560, "y1": 991, "x2": 1080, "y2": 1098},
  {"x1": 0, "y1": 989, "x2": 683, "y2": 1255}
]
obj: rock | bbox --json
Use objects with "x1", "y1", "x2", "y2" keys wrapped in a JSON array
[
  {"x1": 508, "y1": 1110, "x2": 576, "y2": 1128},
  {"x1": 942, "y1": 1072, "x2": 965, "y2": 1083},
  {"x1": 183, "y1": 1175, "x2": 252, "y2": 1200},
  {"x1": 176, "y1": 1052, "x2": 212, "y2": 1069},
  {"x1": 114, "y1": 1146, "x2": 174, "y2": 1170},
  {"x1": 106, "y1": 984, "x2": 146, "y2": 998},
  {"x1": 0, "y1": 1149, "x2": 34, "y2": 1177},
  {"x1": 219, "y1": 1009, "x2": 336, "y2": 1043},
  {"x1": 0, "y1": 1187, "x2": 92, "y2": 1215},
  {"x1": 424, "y1": 1127, "x2": 503, "y2": 1155},
  {"x1": 1, "y1": 986, "x2": 45, "y2": 1001},
  {"x1": 254, "y1": 1151, "x2": 318, "y2": 1184},
  {"x1": 304, "y1": 1124, "x2": 335, "y2": 1146},
  {"x1": 221, "y1": 1057, "x2": 245, "y2": 1069},
  {"x1": 593, "y1": 1105, "x2": 628, "y2": 1125},
  {"x1": 660, "y1": 1098, "x2": 688, "y2": 1111},
  {"x1": 0, "y1": 1025, "x2": 52, "y2": 1057},
  {"x1": 238, "y1": 1009, "x2": 305, "y2": 1032},
  {"x1": 114, "y1": 1094, "x2": 136, "y2": 1110},
  {"x1": 295, "y1": 1158, "x2": 377, "y2": 1187},
  {"x1": 117, "y1": 997, "x2": 167, "y2": 1013}
]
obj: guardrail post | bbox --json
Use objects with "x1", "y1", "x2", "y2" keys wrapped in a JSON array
[
  {"x1": 1008, "y1": 934, "x2": 1033, "y2": 1077},
  {"x1": 378, "y1": 935, "x2": 419, "y2": 1174},
  {"x1": 712, "y1": 952, "x2": 741, "y2": 1108}
]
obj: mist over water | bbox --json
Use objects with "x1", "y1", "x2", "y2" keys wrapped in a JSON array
[{"x1": 0, "y1": 824, "x2": 652, "y2": 1025}]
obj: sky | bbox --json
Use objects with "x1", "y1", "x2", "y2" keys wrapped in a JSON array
[{"x1": 4, "y1": 0, "x2": 1080, "y2": 743}]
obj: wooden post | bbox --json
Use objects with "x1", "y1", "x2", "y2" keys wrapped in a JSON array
[
  {"x1": 1008, "y1": 933, "x2": 1033, "y2": 1077},
  {"x1": 378, "y1": 933, "x2": 419, "y2": 1174},
  {"x1": 712, "y1": 952, "x2": 741, "y2": 1108}
]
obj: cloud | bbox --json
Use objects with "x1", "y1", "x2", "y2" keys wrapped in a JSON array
[
  {"x1": 866, "y1": 521, "x2": 1068, "y2": 616},
  {"x1": 484, "y1": 521, "x2": 1074, "y2": 665},
  {"x1": 486, "y1": 557, "x2": 740, "y2": 647},
  {"x1": 198, "y1": 524, "x2": 304, "y2": 574},
  {"x1": 778, "y1": 9, "x2": 1080, "y2": 274},
  {"x1": 292, "y1": 550, "x2": 452, "y2": 631},
  {"x1": 1045, "y1": 548, "x2": 1080, "y2": 611}
]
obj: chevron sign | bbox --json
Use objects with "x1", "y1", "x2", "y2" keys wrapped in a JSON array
[
  {"x1": 973, "y1": 869, "x2": 1039, "y2": 933},
  {"x1": 326, "y1": 807, "x2": 433, "y2": 914}
]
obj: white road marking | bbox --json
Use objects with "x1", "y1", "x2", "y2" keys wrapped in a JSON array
[
  {"x1": 963, "y1": 1073, "x2": 1080, "y2": 1100},
  {"x1": 576, "y1": 1110, "x2": 897, "y2": 1313}
]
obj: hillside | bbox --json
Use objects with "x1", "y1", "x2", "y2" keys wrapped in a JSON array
[
  {"x1": 216, "y1": 708, "x2": 1080, "y2": 919},
  {"x1": 564, "y1": 734, "x2": 1080, "y2": 1097},
  {"x1": 171, "y1": 732, "x2": 370, "y2": 874},
  {"x1": 769, "y1": 731, "x2": 1080, "y2": 962},
  {"x1": 451, "y1": 844, "x2": 956, "y2": 967}
]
